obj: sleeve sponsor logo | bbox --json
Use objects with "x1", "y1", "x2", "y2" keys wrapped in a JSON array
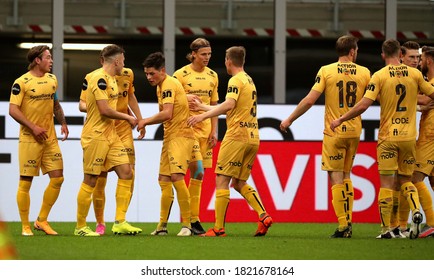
[
  {"x1": 227, "y1": 86, "x2": 239, "y2": 94},
  {"x1": 12, "y1": 83, "x2": 21, "y2": 95},
  {"x1": 162, "y1": 90, "x2": 172, "y2": 99},
  {"x1": 97, "y1": 78, "x2": 107, "y2": 90},
  {"x1": 82, "y1": 79, "x2": 88, "y2": 91}
]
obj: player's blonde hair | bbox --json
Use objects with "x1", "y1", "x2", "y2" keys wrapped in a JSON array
[
  {"x1": 226, "y1": 46, "x2": 246, "y2": 67},
  {"x1": 186, "y1": 38, "x2": 211, "y2": 62}
]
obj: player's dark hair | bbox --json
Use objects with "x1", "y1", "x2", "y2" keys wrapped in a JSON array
[
  {"x1": 401, "y1": 41, "x2": 420, "y2": 55},
  {"x1": 27, "y1": 45, "x2": 50, "y2": 70},
  {"x1": 143, "y1": 52, "x2": 165, "y2": 70},
  {"x1": 422, "y1": 46, "x2": 434, "y2": 59}
]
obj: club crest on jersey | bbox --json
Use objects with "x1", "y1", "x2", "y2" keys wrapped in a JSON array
[
  {"x1": 97, "y1": 78, "x2": 107, "y2": 90},
  {"x1": 12, "y1": 83, "x2": 21, "y2": 95}
]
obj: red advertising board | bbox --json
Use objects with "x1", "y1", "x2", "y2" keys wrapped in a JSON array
[{"x1": 195, "y1": 141, "x2": 381, "y2": 223}]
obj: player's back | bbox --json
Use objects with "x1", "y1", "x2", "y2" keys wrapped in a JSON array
[
  {"x1": 367, "y1": 63, "x2": 428, "y2": 141},
  {"x1": 224, "y1": 71, "x2": 259, "y2": 145},
  {"x1": 314, "y1": 61, "x2": 370, "y2": 138}
]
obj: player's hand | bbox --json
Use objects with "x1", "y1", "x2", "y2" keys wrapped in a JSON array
[
  {"x1": 189, "y1": 98, "x2": 203, "y2": 111},
  {"x1": 60, "y1": 124, "x2": 69, "y2": 141},
  {"x1": 128, "y1": 116, "x2": 137, "y2": 129},
  {"x1": 137, "y1": 119, "x2": 146, "y2": 131},
  {"x1": 330, "y1": 119, "x2": 341, "y2": 132},
  {"x1": 421, "y1": 100, "x2": 434, "y2": 111},
  {"x1": 279, "y1": 119, "x2": 292, "y2": 133},
  {"x1": 187, "y1": 115, "x2": 202, "y2": 127},
  {"x1": 187, "y1": 94, "x2": 201, "y2": 104},
  {"x1": 208, "y1": 133, "x2": 217, "y2": 148},
  {"x1": 32, "y1": 125, "x2": 48, "y2": 142},
  {"x1": 138, "y1": 127, "x2": 146, "y2": 140}
]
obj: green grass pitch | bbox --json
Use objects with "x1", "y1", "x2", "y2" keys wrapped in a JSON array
[{"x1": 6, "y1": 222, "x2": 434, "y2": 260}]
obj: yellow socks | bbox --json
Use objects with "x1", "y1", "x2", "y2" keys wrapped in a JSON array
[
  {"x1": 92, "y1": 176, "x2": 107, "y2": 225},
  {"x1": 331, "y1": 184, "x2": 348, "y2": 230},
  {"x1": 188, "y1": 178, "x2": 202, "y2": 223},
  {"x1": 401, "y1": 182, "x2": 420, "y2": 213},
  {"x1": 398, "y1": 189, "x2": 410, "y2": 229},
  {"x1": 158, "y1": 181, "x2": 174, "y2": 227},
  {"x1": 414, "y1": 181, "x2": 434, "y2": 226},
  {"x1": 128, "y1": 169, "x2": 135, "y2": 205},
  {"x1": 77, "y1": 182, "x2": 94, "y2": 228},
  {"x1": 214, "y1": 189, "x2": 230, "y2": 229},
  {"x1": 378, "y1": 188, "x2": 393, "y2": 232},
  {"x1": 173, "y1": 180, "x2": 191, "y2": 228},
  {"x1": 239, "y1": 184, "x2": 266, "y2": 217},
  {"x1": 390, "y1": 190, "x2": 400, "y2": 229},
  {"x1": 343, "y1": 179, "x2": 354, "y2": 224},
  {"x1": 38, "y1": 177, "x2": 63, "y2": 222},
  {"x1": 115, "y1": 179, "x2": 132, "y2": 223},
  {"x1": 16, "y1": 180, "x2": 32, "y2": 227}
]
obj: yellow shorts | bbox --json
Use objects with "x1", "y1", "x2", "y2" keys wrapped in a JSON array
[
  {"x1": 321, "y1": 135, "x2": 360, "y2": 173},
  {"x1": 118, "y1": 130, "x2": 135, "y2": 165},
  {"x1": 81, "y1": 134, "x2": 130, "y2": 176},
  {"x1": 377, "y1": 140, "x2": 416, "y2": 176},
  {"x1": 414, "y1": 140, "x2": 434, "y2": 176},
  {"x1": 18, "y1": 139, "x2": 63, "y2": 176},
  {"x1": 215, "y1": 139, "x2": 258, "y2": 181},
  {"x1": 159, "y1": 137, "x2": 195, "y2": 176},
  {"x1": 199, "y1": 137, "x2": 213, "y2": 169},
  {"x1": 190, "y1": 139, "x2": 204, "y2": 165},
  {"x1": 190, "y1": 137, "x2": 213, "y2": 168}
]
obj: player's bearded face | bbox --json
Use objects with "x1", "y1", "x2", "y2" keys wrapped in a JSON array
[
  {"x1": 352, "y1": 48, "x2": 358, "y2": 63},
  {"x1": 421, "y1": 58, "x2": 428, "y2": 76}
]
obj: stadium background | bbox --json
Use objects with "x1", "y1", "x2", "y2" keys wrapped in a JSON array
[{"x1": 1, "y1": 0, "x2": 434, "y2": 223}]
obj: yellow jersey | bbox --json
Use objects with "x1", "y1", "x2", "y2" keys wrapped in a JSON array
[
  {"x1": 157, "y1": 75, "x2": 194, "y2": 141},
  {"x1": 81, "y1": 68, "x2": 119, "y2": 140},
  {"x1": 312, "y1": 61, "x2": 371, "y2": 138},
  {"x1": 173, "y1": 65, "x2": 219, "y2": 138},
  {"x1": 417, "y1": 77, "x2": 434, "y2": 141},
  {"x1": 10, "y1": 72, "x2": 58, "y2": 141},
  {"x1": 224, "y1": 71, "x2": 259, "y2": 145},
  {"x1": 114, "y1": 68, "x2": 135, "y2": 136},
  {"x1": 364, "y1": 64, "x2": 434, "y2": 142}
]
